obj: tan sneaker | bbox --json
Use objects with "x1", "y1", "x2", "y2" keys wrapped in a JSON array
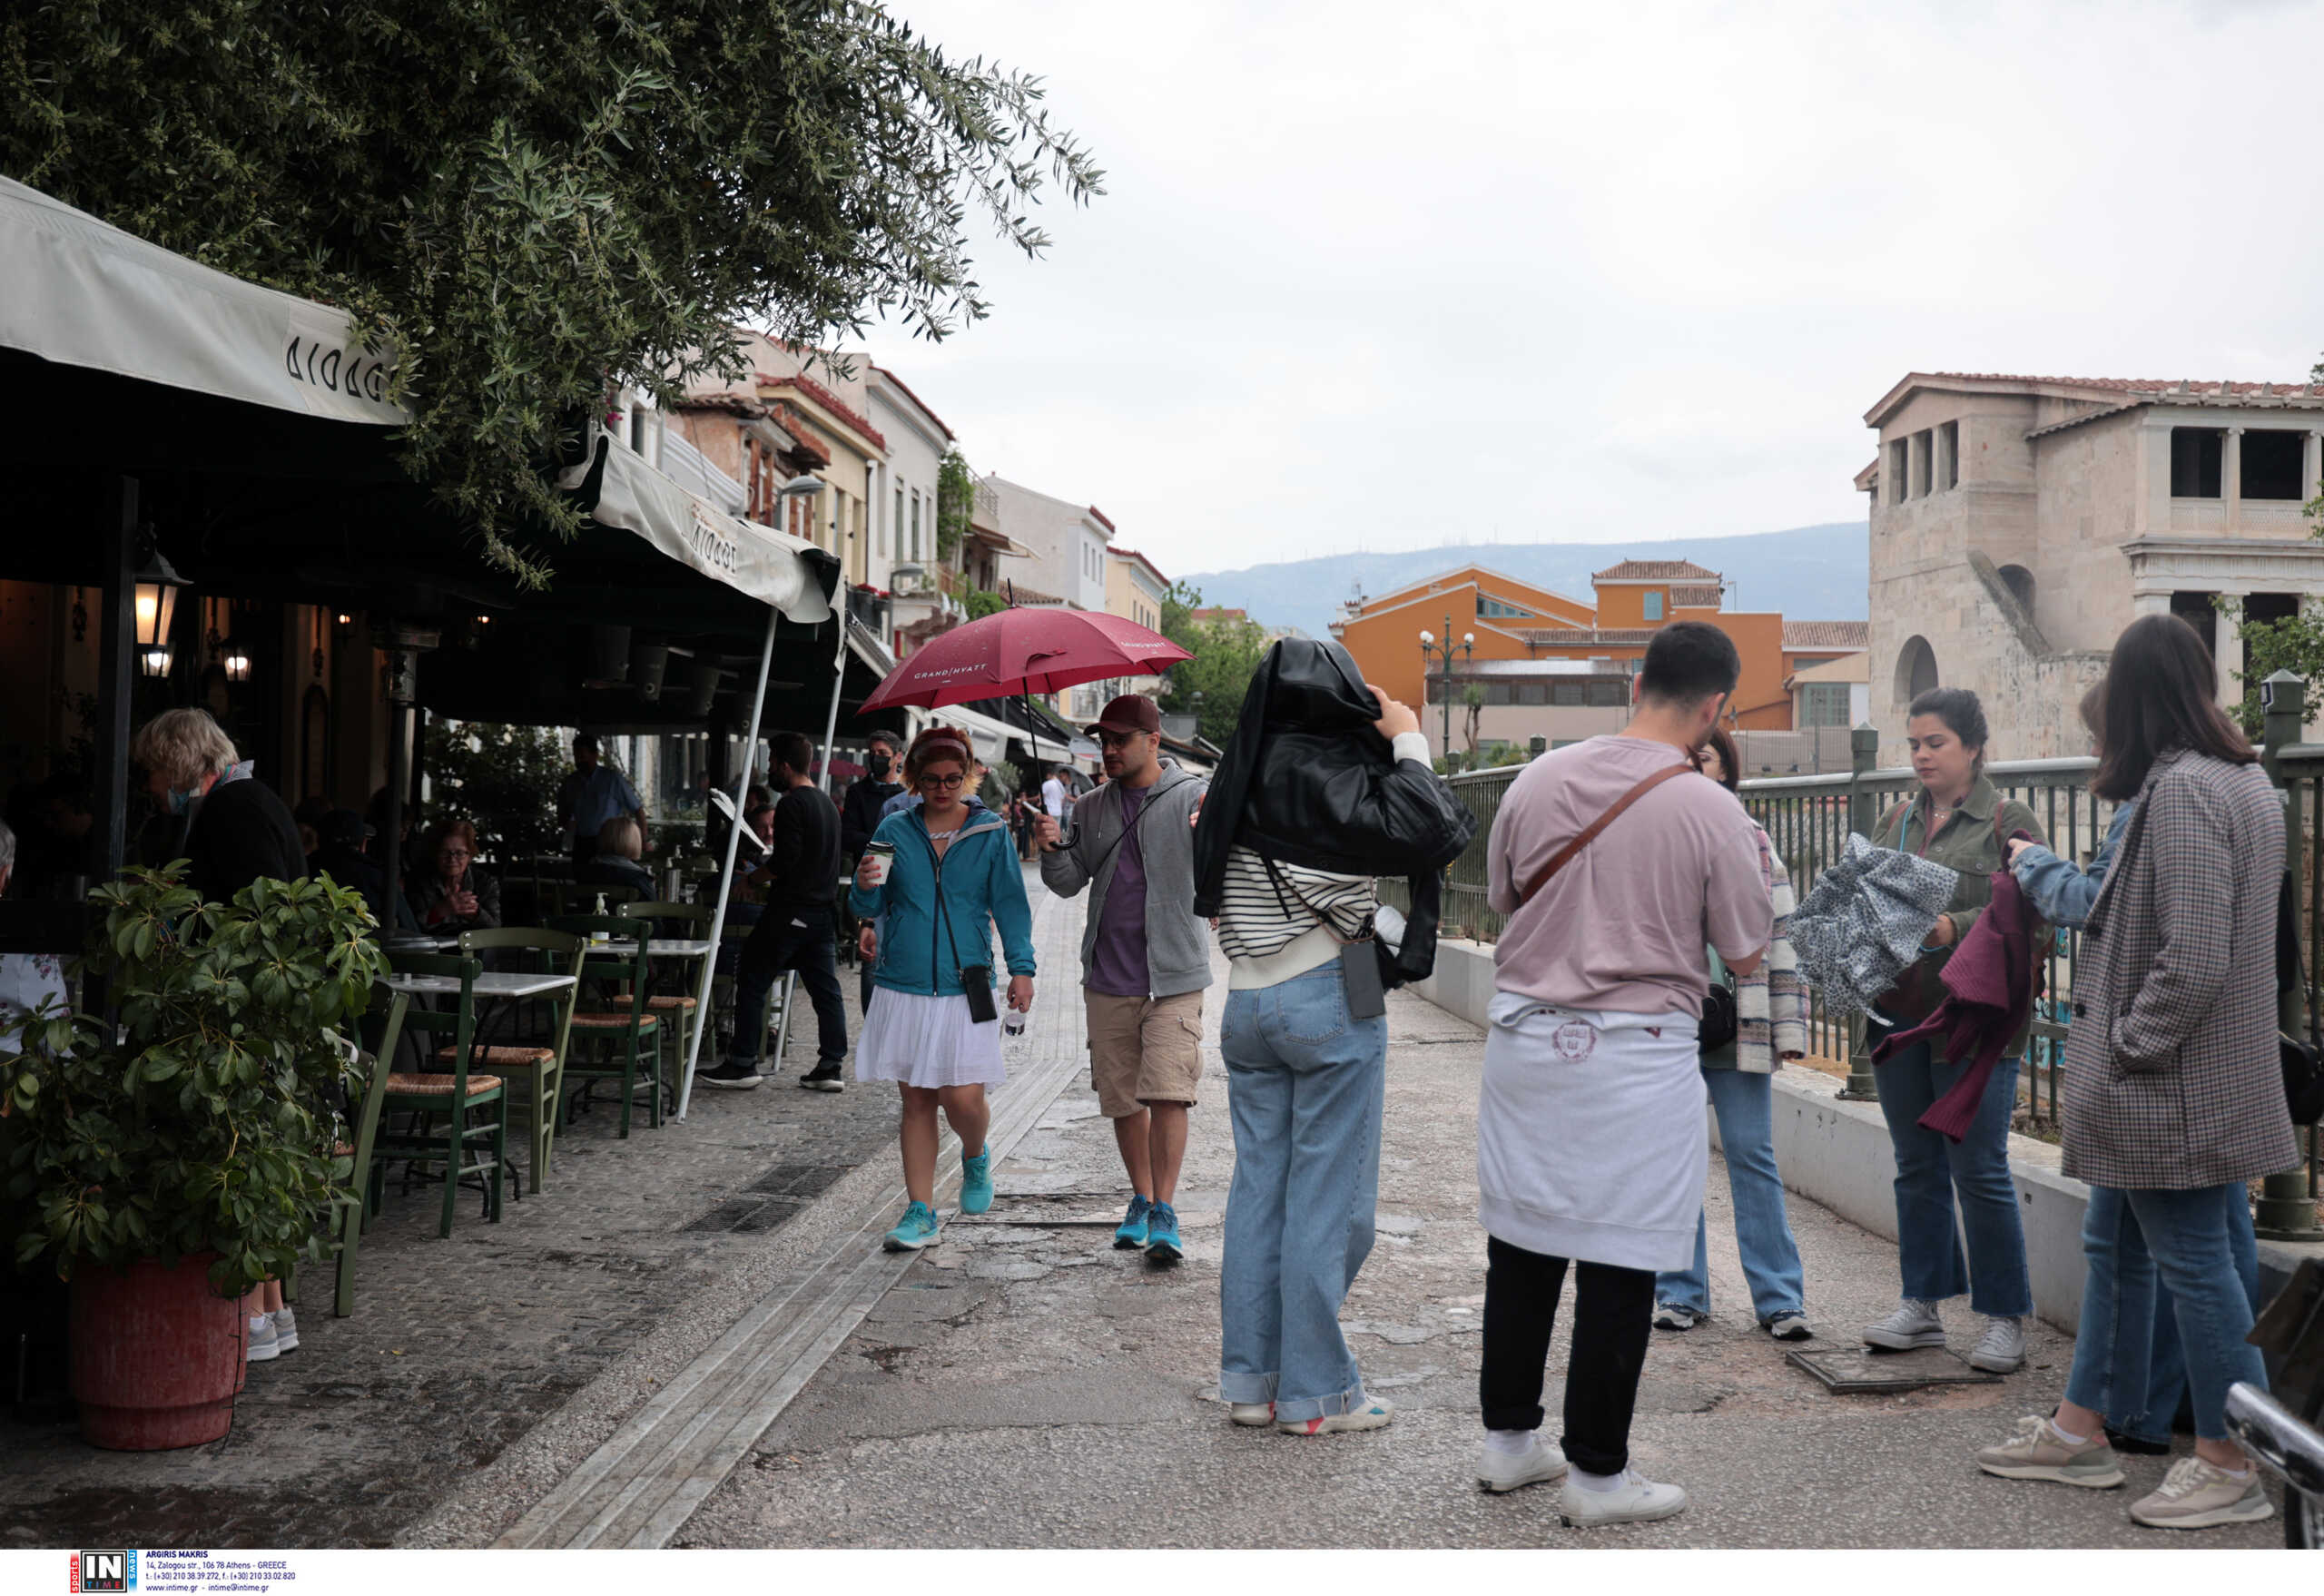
[
  {"x1": 2128, "y1": 1456, "x2": 2273, "y2": 1530},
  {"x1": 1974, "y1": 1414, "x2": 2125, "y2": 1488}
]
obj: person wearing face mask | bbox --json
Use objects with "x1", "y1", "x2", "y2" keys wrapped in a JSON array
[
  {"x1": 129, "y1": 707, "x2": 306, "y2": 907},
  {"x1": 842, "y1": 732, "x2": 907, "y2": 1013}
]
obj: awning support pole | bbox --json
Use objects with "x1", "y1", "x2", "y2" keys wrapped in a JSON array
[
  {"x1": 676, "y1": 604, "x2": 781, "y2": 1118},
  {"x1": 90, "y1": 475, "x2": 138, "y2": 881},
  {"x1": 817, "y1": 607, "x2": 851, "y2": 798}
]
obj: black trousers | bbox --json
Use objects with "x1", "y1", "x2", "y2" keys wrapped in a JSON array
[
  {"x1": 729, "y1": 903, "x2": 848, "y2": 1067},
  {"x1": 1479, "y1": 1234, "x2": 1656, "y2": 1476}
]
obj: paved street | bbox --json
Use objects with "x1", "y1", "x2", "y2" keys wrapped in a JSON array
[{"x1": 1, "y1": 871, "x2": 2285, "y2": 1549}]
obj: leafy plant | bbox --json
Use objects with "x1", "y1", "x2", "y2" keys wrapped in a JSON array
[
  {"x1": 423, "y1": 719, "x2": 571, "y2": 857},
  {"x1": 961, "y1": 585, "x2": 1008, "y2": 621},
  {"x1": 1, "y1": 866, "x2": 387, "y2": 1297},
  {"x1": 0, "y1": 2, "x2": 1102, "y2": 586},
  {"x1": 936, "y1": 448, "x2": 978, "y2": 564}
]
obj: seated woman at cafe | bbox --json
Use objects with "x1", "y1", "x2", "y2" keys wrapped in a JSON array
[
  {"x1": 577, "y1": 814, "x2": 655, "y2": 899},
  {"x1": 409, "y1": 818, "x2": 501, "y2": 931}
]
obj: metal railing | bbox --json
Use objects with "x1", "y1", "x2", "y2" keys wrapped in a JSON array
[{"x1": 1398, "y1": 717, "x2": 2321, "y2": 1233}]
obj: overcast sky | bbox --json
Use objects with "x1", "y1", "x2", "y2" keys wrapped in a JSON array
[{"x1": 866, "y1": 0, "x2": 2324, "y2": 582}]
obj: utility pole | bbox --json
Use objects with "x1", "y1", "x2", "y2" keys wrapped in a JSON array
[{"x1": 1417, "y1": 614, "x2": 1474, "y2": 769}]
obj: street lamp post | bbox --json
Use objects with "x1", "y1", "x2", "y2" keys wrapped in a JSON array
[{"x1": 1417, "y1": 615, "x2": 1475, "y2": 768}]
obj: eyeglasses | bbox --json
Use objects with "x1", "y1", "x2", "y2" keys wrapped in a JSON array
[
  {"x1": 1095, "y1": 728, "x2": 1146, "y2": 749},
  {"x1": 438, "y1": 848, "x2": 472, "y2": 860},
  {"x1": 917, "y1": 772, "x2": 967, "y2": 791}
]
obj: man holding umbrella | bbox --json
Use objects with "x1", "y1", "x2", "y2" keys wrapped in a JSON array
[{"x1": 1038, "y1": 695, "x2": 1211, "y2": 1262}]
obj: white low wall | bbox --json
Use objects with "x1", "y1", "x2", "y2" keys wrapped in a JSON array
[{"x1": 1413, "y1": 937, "x2": 2323, "y2": 1332}]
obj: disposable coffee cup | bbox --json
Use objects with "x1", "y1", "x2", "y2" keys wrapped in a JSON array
[{"x1": 861, "y1": 841, "x2": 894, "y2": 887}]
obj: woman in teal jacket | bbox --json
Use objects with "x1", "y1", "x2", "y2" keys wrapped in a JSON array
[{"x1": 850, "y1": 725, "x2": 1037, "y2": 1252}]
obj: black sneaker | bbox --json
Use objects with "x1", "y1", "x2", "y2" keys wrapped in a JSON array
[
  {"x1": 699, "y1": 1059, "x2": 763, "y2": 1090},
  {"x1": 799, "y1": 1061, "x2": 844, "y2": 1092}
]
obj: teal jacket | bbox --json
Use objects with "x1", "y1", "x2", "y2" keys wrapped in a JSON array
[{"x1": 851, "y1": 807, "x2": 1036, "y2": 996}]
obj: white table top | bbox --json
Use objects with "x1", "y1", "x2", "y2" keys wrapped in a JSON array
[
  {"x1": 384, "y1": 972, "x2": 578, "y2": 999},
  {"x1": 587, "y1": 938, "x2": 714, "y2": 958}
]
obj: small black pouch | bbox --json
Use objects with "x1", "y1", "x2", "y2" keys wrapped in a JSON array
[
  {"x1": 960, "y1": 963, "x2": 998, "y2": 1024},
  {"x1": 1341, "y1": 940, "x2": 1386, "y2": 1020}
]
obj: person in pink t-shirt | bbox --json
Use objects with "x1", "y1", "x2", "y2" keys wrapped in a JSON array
[{"x1": 1471, "y1": 621, "x2": 1771, "y2": 1527}]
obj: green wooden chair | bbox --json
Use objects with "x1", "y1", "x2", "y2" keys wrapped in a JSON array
[
  {"x1": 621, "y1": 901, "x2": 713, "y2": 1085},
  {"x1": 376, "y1": 952, "x2": 508, "y2": 1236},
  {"x1": 326, "y1": 989, "x2": 408, "y2": 1315},
  {"x1": 547, "y1": 913, "x2": 662, "y2": 1136},
  {"x1": 456, "y1": 927, "x2": 582, "y2": 1194}
]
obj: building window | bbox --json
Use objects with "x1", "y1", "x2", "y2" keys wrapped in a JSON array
[
  {"x1": 1642, "y1": 592, "x2": 1664, "y2": 621},
  {"x1": 1895, "y1": 635, "x2": 1938, "y2": 706},
  {"x1": 2171, "y1": 429, "x2": 2224, "y2": 498},
  {"x1": 1911, "y1": 429, "x2": 1933, "y2": 498},
  {"x1": 1485, "y1": 683, "x2": 1513, "y2": 705},
  {"x1": 1938, "y1": 419, "x2": 1959, "y2": 491},
  {"x1": 1515, "y1": 683, "x2": 1548, "y2": 705},
  {"x1": 2242, "y1": 429, "x2": 2307, "y2": 500},
  {"x1": 2171, "y1": 590, "x2": 2219, "y2": 658},
  {"x1": 1998, "y1": 563, "x2": 2035, "y2": 614},
  {"x1": 1477, "y1": 596, "x2": 1535, "y2": 619},
  {"x1": 1551, "y1": 682, "x2": 1586, "y2": 706},
  {"x1": 910, "y1": 491, "x2": 922, "y2": 560},
  {"x1": 1799, "y1": 683, "x2": 1852, "y2": 727},
  {"x1": 1588, "y1": 680, "x2": 1627, "y2": 706},
  {"x1": 1888, "y1": 438, "x2": 1909, "y2": 504}
]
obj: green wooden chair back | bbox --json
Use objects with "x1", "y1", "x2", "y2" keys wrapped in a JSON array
[{"x1": 546, "y1": 913, "x2": 655, "y2": 1025}]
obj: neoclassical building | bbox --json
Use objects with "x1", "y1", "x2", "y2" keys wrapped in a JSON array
[{"x1": 1861, "y1": 371, "x2": 2324, "y2": 761}]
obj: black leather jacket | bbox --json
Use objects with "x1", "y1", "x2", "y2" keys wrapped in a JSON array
[{"x1": 1193, "y1": 639, "x2": 1476, "y2": 984}]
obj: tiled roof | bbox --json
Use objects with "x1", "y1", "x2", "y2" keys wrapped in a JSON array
[
  {"x1": 767, "y1": 405, "x2": 830, "y2": 468},
  {"x1": 1592, "y1": 559, "x2": 1721, "y2": 582},
  {"x1": 1519, "y1": 627, "x2": 1659, "y2": 647},
  {"x1": 1783, "y1": 621, "x2": 1869, "y2": 650},
  {"x1": 1087, "y1": 505, "x2": 1117, "y2": 534},
  {"x1": 1670, "y1": 584, "x2": 1722, "y2": 607},
  {"x1": 1929, "y1": 372, "x2": 2319, "y2": 397},
  {"x1": 759, "y1": 373, "x2": 887, "y2": 451},
  {"x1": 1004, "y1": 583, "x2": 1066, "y2": 606}
]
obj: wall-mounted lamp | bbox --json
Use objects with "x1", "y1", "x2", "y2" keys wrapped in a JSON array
[{"x1": 222, "y1": 638, "x2": 252, "y2": 684}]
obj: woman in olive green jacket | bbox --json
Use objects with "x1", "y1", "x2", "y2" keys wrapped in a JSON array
[{"x1": 1861, "y1": 687, "x2": 2046, "y2": 1375}]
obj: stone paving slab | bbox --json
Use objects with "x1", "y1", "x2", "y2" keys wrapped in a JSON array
[
  {"x1": 0, "y1": 872, "x2": 1059, "y2": 1551},
  {"x1": 676, "y1": 961, "x2": 2284, "y2": 1550}
]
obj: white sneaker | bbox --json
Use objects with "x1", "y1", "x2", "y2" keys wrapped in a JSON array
[
  {"x1": 1967, "y1": 1315, "x2": 2024, "y2": 1373},
  {"x1": 1765, "y1": 1312, "x2": 1816, "y2": 1342},
  {"x1": 1560, "y1": 1467, "x2": 1689, "y2": 1526},
  {"x1": 1229, "y1": 1402, "x2": 1275, "y2": 1427},
  {"x1": 246, "y1": 1314, "x2": 280, "y2": 1363},
  {"x1": 270, "y1": 1307, "x2": 299, "y2": 1354},
  {"x1": 1650, "y1": 1304, "x2": 1703, "y2": 1331},
  {"x1": 1862, "y1": 1298, "x2": 1947, "y2": 1351},
  {"x1": 1478, "y1": 1434, "x2": 1570, "y2": 1493},
  {"x1": 2129, "y1": 1455, "x2": 2275, "y2": 1530}
]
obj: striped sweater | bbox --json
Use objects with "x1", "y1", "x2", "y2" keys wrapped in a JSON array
[
  {"x1": 1216, "y1": 844, "x2": 1376, "y2": 990},
  {"x1": 1734, "y1": 823, "x2": 1807, "y2": 1073}
]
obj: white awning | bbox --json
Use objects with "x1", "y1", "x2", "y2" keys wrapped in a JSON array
[
  {"x1": 0, "y1": 175, "x2": 835, "y2": 626},
  {"x1": 0, "y1": 175, "x2": 407, "y2": 427}
]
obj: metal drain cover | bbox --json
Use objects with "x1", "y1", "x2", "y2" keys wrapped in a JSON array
[{"x1": 1787, "y1": 1345, "x2": 2004, "y2": 1393}]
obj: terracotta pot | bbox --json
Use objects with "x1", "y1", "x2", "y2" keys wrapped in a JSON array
[{"x1": 69, "y1": 1253, "x2": 241, "y2": 1450}]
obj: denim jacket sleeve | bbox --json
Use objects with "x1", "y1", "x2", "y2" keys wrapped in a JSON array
[{"x1": 2008, "y1": 803, "x2": 2132, "y2": 931}]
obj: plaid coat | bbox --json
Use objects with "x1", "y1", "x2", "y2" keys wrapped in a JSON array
[{"x1": 2061, "y1": 748, "x2": 2299, "y2": 1189}]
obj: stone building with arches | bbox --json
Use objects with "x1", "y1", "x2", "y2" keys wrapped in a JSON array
[{"x1": 1862, "y1": 371, "x2": 2324, "y2": 763}]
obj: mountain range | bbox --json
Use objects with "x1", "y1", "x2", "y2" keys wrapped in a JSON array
[{"x1": 1180, "y1": 522, "x2": 1868, "y2": 640}]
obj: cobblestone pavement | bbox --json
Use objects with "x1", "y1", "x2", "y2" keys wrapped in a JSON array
[
  {"x1": 0, "y1": 895, "x2": 976, "y2": 1551},
  {"x1": 676, "y1": 956, "x2": 2283, "y2": 1550}
]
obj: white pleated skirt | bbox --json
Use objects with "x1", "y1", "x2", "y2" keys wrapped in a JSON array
[{"x1": 854, "y1": 988, "x2": 1008, "y2": 1089}]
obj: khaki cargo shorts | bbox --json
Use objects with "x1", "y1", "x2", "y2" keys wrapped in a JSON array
[{"x1": 1084, "y1": 990, "x2": 1205, "y2": 1118}]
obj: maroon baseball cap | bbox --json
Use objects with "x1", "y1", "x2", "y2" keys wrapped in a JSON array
[{"x1": 1088, "y1": 695, "x2": 1161, "y2": 736}]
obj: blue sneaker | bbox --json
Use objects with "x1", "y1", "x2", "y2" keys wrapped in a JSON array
[
  {"x1": 1114, "y1": 1195, "x2": 1153, "y2": 1250},
  {"x1": 960, "y1": 1146, "x2": 994, "y2": 1216},
  {"x1": 881, "y1": 1201, "x2": 941, "y2": 1252},
  {"x1": 1145, "y1": 1201, "x2": 1183, "y2": 1264}
]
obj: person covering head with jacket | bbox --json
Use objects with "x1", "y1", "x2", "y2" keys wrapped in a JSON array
[
  {"x1": 850, "y1": 724, "x2": 1035, "y2": 1253},
  {"x1": 1974, "y1": 614, "x2": 2290, "y2": 1531},
  {"x1": 1037, "y1": 694, "x2": 1211, "y2": 1262},
  {"x1": 1861, "y1": 686, "x2": 2046, "y2": 1376},
  {"x1": 1193, "y1": 638, "x2": 1473, "y2": 1440}
]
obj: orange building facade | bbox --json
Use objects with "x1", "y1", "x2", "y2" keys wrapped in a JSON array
[{"x1": 1331, "y1": 560, "x2": 1865, "y2": 754}]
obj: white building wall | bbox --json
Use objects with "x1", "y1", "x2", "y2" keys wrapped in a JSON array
[
  {"x1": 867, "y1": 373, "x2": 950, "y2": 602},
  {"x1": 984, "y1": 475, "x2": 1112, "y2": 609}
]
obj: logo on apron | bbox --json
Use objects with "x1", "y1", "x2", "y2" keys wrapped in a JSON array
[{"x1": 1551, "y1": 1019, "x2": 1597, "y2": 1061}]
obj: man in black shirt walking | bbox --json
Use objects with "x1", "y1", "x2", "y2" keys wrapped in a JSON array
[
  {"x1": 703, "y1": 731, "x2": 850, "y2": 1092},
  {"x1": 839, "y1": 730, "x2": 905, "y2": 1014}
]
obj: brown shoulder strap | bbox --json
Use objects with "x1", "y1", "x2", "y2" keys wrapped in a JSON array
[{"x1": 1518, "y1": 763, "x2": 1695, "y2": 908}]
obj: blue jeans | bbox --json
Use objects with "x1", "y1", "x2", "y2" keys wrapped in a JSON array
[
  {"x1": 2109, "y1": 1193, "x2": 2260, "y2": 1444},
  {"x1": 1655, "y1": 1069, "x2": 1807, "y2": 1323},
  {"x1": 1218, "y1": 962, "x2": 1387, "y2": 1424},
  {"x1": 2067, "y1": 1183, "x2": 2269, "y2": 1443},
  {"x1": 1872, "y1": 1043, "x2": 2033, "y2": 1317}
]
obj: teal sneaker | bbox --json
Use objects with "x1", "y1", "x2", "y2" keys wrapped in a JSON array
[
  {"x1": 881, "y1": 1201, "x2": 942, "y2": 1252},
  {"x1": 1145, "y1": 1201, "x2": 1183, "y2": 1264},
  {"x1": 960, "y1": 1146, "x2": 994, "y2": 1216},
  {"x1": 1114, "y1": 1195, "x2": 1153, "y2": 1250}
]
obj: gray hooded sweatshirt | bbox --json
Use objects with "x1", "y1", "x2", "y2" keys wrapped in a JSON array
[{"x1": 1039, "y1": 760, "x2": 1213, "y2": 999}]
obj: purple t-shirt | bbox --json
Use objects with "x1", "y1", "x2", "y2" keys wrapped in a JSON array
[{"x1": 1088, "y1": 784, "x2": 1150, "y2": 997}]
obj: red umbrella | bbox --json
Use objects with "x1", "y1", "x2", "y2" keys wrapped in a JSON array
[{"x1": 860, "y1": 606, "x2": 1190, "y2": 713}]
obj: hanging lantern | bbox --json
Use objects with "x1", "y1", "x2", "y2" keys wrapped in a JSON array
[
  {"x1": 222, "y1": 637, "x2": 252, "y2": 684},
  {"x1": 133, "y1": 549, "x2": 187, "y2": 678}
]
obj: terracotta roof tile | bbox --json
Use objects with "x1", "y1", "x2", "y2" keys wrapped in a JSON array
[
  {"x1": 1670, "y1": 584, "x2": 1723, "y2": 607},
  {"x1": 759, "y1": 374, "x2": 887, "y2": 451},
  {"x1": 1592, "y1": 559, "x2": 1721, "y2": 582},
  {"x1": 1783, "y1": 621, "x2": 1870, "y2": 649},
  {"x1": 1929, "y1": 372, "x2": 2319, "y2": 397}
]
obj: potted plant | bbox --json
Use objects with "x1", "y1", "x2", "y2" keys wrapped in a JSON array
[{"x1": 0, "y1": 863, "x2": 385, "y2": 1449}]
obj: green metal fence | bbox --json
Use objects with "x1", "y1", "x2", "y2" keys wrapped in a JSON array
[{"x1": 1397, "y1": 732, "x2": 2321, "y2": 1234}]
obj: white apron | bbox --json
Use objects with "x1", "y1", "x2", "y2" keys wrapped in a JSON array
[{"x1": 1476, "y1": 991, "x2": 1708, "y2": 1272}]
